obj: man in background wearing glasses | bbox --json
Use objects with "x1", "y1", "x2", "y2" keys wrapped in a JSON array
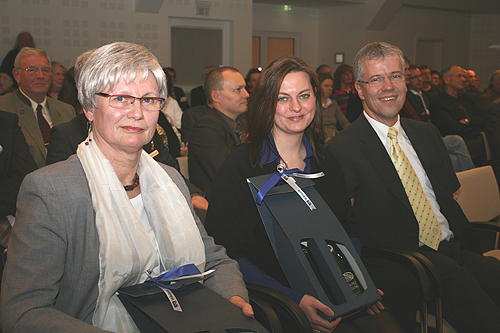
[
  {"x1": 0, "y1": 47, "x2": 75, "y2": 168},
  {"x1": 327, "y1": 42, "x2": 500, "y2": 332}
]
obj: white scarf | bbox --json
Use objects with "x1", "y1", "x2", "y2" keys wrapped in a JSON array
[{"x1": 77, "y1": 133, "x2": 205, "y2": 332}]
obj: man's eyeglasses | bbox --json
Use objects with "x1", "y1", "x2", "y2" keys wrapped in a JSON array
[
  {"x1": 17, "y1": 67, "x2": 51, "y2": 75},
  {"x1": 358, "y1": 73, "x2": 405, "y2": 87},
  {"x1": 96, "y1": 93, "x2": 165, "y2": 111}
]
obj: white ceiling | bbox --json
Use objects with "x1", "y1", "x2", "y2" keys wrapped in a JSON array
[{"x1": 252, "y1": 0, "x2": 500, "y2": 14}]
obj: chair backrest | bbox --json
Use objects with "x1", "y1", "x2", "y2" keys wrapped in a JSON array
[
  {"x1": 176, "y1": 156, "x2": 189, "y2": 180},
  {"x1": 456, "y1": 165, "x2": 500, "y2": 222}
]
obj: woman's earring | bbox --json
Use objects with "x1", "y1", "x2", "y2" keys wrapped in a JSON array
[
  {"x1": 150, "y1": 138, "x2": 155, "y2": 151},
  {"x1": 85, "y1": 121, "x2": 93, "y2": 145}
]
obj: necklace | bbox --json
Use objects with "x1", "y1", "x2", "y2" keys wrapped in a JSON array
[{"x1": 124, "y1": 173, "x2": 139, "y2": 191}]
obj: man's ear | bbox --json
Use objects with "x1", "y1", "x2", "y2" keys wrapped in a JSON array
[
  {"x1": 211, "y1": 90, "x2": 220, "y2": 103},
  {"x1": 355, "y1": 82, "x2": 364, "y2": 100},
  {"x1": 443, "y1": 75, "x2": 450, "y2": 86},
  {"x1": 12, "y1": 68, "x2": 21, "y2": 84}
]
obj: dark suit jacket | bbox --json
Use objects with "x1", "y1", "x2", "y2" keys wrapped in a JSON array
[
  {"x1": 188, "y1": 109, "x2": 243, "y2": 196},
  {"x1": 0, "y1": 89, "x2": 75, "y2": 168},
  {"x1": 401, "y1": 90, "x2": 430, "y2": 122},
  {"x1": 326, "y1": 115, "x2": 481, "y2": 253},
  {"x1": 0, "y1": 111, "x2": 37, "y2": 216},
  {"x1": 181, "y1": 104, "x2": 213, "y2": 142},
  {"x1": 190, "y1": 85, "x2": 206, "y2": 108}
]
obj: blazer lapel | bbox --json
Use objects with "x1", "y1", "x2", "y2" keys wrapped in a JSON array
[
  {"x1": 14, "y1": 90, "x2": 46, "y2": 156},
  {"x1": 355, "y1": 116, "x2": 413, "y2": 211}
]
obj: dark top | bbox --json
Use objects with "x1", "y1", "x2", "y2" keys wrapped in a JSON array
[
  {"x1": 429, "y1": 92, "x2": 485, "y2": 139},
  {"x1": 181, "y1": 104, "x2": 213, "y2": 143},
  {"x1": 172, "y1": 86, "x2": 190, "y2": 111},
  {"x1": 0, "y1": 111, "x2": 38, "y2": 216},
  {"x1": 0, "y1": 49, "x2": 19, "y2": 83},
  {"x1": 205, "y1": 141, "x2": 358, "y2": 290},
  {"x1": 188, "y1": 109, "x2": 246, "y2": 196},
  {"x1": 190, "y1": 85, "x2": 206, "y2": 108}
]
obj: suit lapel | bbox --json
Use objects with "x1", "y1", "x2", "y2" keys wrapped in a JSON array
[
  {"x1": 14, "y1": 89, "x2": 46, "y2": 156},
  {"x1": 355, "y1": 116, "x2": 413, "y2": 211}
]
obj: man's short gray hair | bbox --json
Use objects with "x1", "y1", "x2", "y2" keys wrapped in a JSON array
[
  {"x1": 14, "y1": 47, "x2": 51, "y2": 69},
  {"x1": 77, "y1": 42, "x2": 166, "y2": 112},
  {"x1": 353, "y1": 42, "x2": 405, "y2": 83}
]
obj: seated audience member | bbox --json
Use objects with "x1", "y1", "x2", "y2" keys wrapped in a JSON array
[
  {"x1": 0, "y1": 31, "x2": 35, "y2": 83},
  {"x1": 318, "y1": 72, "x2": 350, "y2": 141},
  {"x1": 315, "y1": 64, "x2": 332, "y2": 75},
  {"x1": 327, "y1": 41, "x2": 500, "y2": 333},
  {"x1": 429, "y1": 65, "x2": 487, "y2": 166},
  {"x1": 0, "y1": 73, "x2": 14, "y2": 95},
  {"x1": 403, "y1": 66, "x2": 474, "y2": 171},
  {"x1": 1, "y1": 42, "x2": 252, "y2": 333},
  {"x1": 0, "y1": 47, "x2": 75, "y2": 168},
  {"x1": 245, "y1": 68, "x2": 261, "y2": 95},
  {"x1": 58, "y1": 67, "x2": 83, "y2": 114},
  {"x1": 331, "y1": 64, "x2": 357, "y2": 115},
  {"x1": 479, "y1": 69, "x2": 500, "y2": 110},
  {"x1": 162, "y1": 69, "x2": 183, "y2": 129},
  {"x1": 431, "y1": 69, "x2": 443, "y2": 88},
  {"x1": 181, "y1": 102, "x2": 213, "y2": 142},
  {"x1": 465, "y1": 69, "x2": 482, "y2": 100},
  {"x1": 419, "y1": 65, "x2": 443, "y2": 101},
  {"x1": 485, "y1": 99, "x2": 500, "y2": 160},
  {"x1": 190, "y1": 65, "x2": 216, "y2": 107},
  {"x1": 401, "y1": 65, "x2": 430, "y2": 122},
  {"x1": 163, "y1": 67, "x2": 190, "y2": 111},
  {"x1": 205, "y1": 56, "x2": 403, "y2": 333},
  {"x1": 188, "y1": 66, "x2": 248, "y2": 196},
  {"x1": 47, "y1": 62, "x2": 66, "y2": 99}
]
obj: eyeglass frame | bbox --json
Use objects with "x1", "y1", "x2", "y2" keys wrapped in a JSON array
[
  {"x1": 16, "y1": 67, "x2": 52, "y2": 76},
  {"x1": 357, "y1": 72, "x2": 405, "y2": 87},
  {"x1": 95, "y1": 92, "x2": 166, "y2": 111}
]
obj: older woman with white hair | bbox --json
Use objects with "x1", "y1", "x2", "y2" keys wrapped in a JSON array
[{"x1": 1, "y1": 42, "x2": 252, "y2": 332}]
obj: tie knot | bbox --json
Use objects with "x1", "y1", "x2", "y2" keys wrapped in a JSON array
[
  {"x1": 387, "y1": 127, "x2": 398, "y2": 141},
  {"x1": 36, "y1": 104, "x2": 43, "y2": 112}
]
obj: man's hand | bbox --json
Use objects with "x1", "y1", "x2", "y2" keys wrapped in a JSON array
[
  {"x1": 191, "y1": 194, "x2": 209, "y2": 210},
  {"x1": 229, "y1": 295, "x2": 254, "y2": 317},
  {"x1": 299, "y1": 294, "x2": 341, "y2": 332}
]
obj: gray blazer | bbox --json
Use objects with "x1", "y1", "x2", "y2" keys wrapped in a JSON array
[
  {"x1": 0, "y1": 89, "x2": 75, "y2": 168},
  {"x1": 1, "y1": 155, "x2": 248, "y2": 333}
]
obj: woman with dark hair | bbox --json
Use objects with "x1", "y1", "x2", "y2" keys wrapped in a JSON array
[
  {"x1": 205, "y1": 56, "x2": 402, "y2": 333},
  {"x1": 58, "y1": 67, "x2": 83, "y2": 114},
  {"x1": 331, "y1": 64, "x2": 357, "y2": 115},
  {"x1": 318, "y1": 72, "x2": 350, "y2": 141}
]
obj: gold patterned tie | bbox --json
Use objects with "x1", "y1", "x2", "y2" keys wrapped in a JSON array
[{"x1": 387, "y1": 127, "x2": 442, "y2": 250}]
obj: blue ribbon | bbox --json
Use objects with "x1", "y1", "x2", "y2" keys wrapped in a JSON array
[
  {"x1": 147, "y1": 263, "x2": 201, "y2": 290},
  {"x1": 255, "y1": 168, "x2": 300, "y2": 205}
]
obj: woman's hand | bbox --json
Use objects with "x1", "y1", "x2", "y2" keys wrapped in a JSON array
[
  {"x1": 299, "y1": 294, "x2": 342, "y2": 332},
  {"x1": 190, "y1": 194, "x2": 209, "y2": 210},
  {"x1": 366, "y1": 289, "x2": 385, "y2": 315},
  {"x1": 229, "y1": 296, "x2": 254, "y2": 317}
]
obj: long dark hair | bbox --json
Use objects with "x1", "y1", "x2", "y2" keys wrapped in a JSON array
[{"x1": 244, "y1": 56, "x2": 325, "y2": 167}]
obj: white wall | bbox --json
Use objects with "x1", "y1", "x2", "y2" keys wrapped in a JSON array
[
  {"x1": 0, "y1": 0, "x2": 252, "y2": 83},
  {"x1": 470, "y1": 14, "x2": 500, "y2": 91}
]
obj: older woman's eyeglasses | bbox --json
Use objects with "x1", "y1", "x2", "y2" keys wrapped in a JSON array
[
  {"x1": 357, "y1": 73, "x2": 405, "y2": 87},
  {"x1": 96, "y1": 93, "x2": 165, "y2": 111}
]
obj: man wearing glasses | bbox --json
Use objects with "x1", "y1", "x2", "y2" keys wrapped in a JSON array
[
  {"x1": 327, "y1": 42, "x2": 500, "y2": 332},
  {"x1": 0, "y1": 47, "x2": 75, "y2": 168},
  {"x1": 429, "y1": 65, "x2": 487, "y2": 166}
]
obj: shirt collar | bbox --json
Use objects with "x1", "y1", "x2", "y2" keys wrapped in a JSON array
[
  {"x1": 19, "y1": 88, "x2": 47, "y2": 111},
  {"x1": 363, "y1": 111, "x2": 403, "y2": 143},
  {"x1": 259, "y1": 134, "x2": 313, "y2": 173}
]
